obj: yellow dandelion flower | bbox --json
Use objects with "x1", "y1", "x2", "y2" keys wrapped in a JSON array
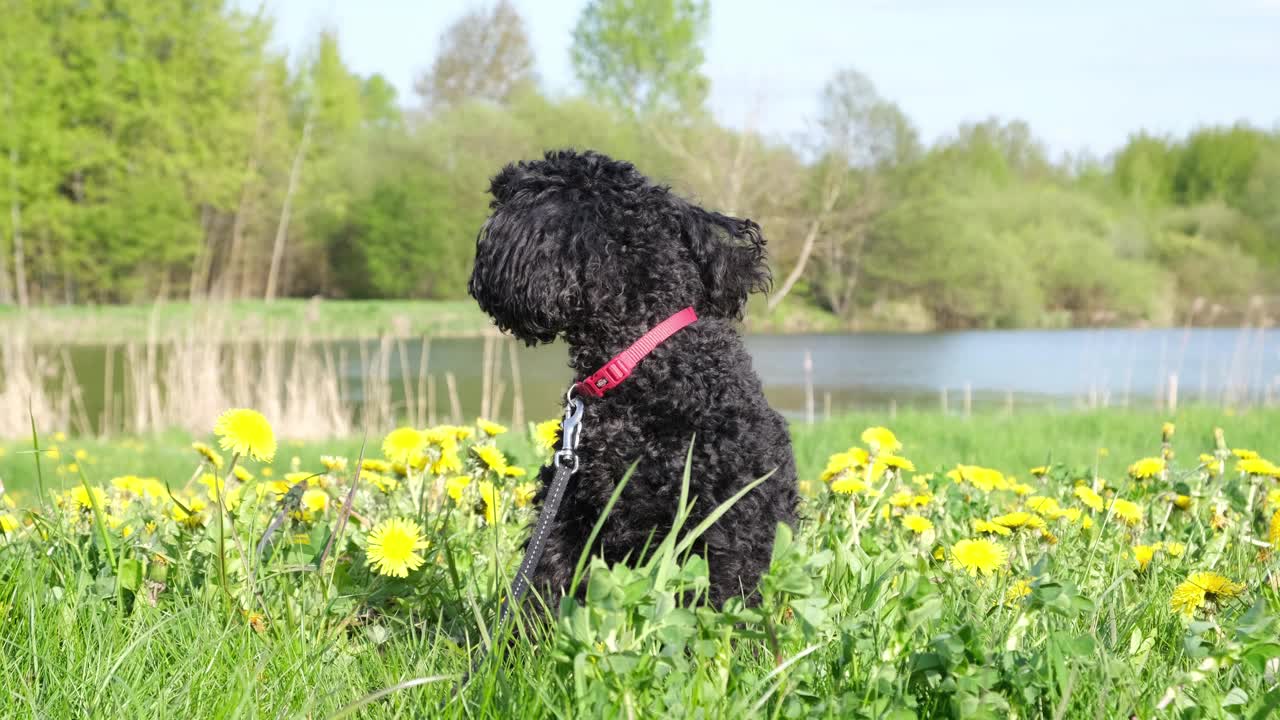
[
  {"x1": 949, "y1": 538, "x2": 1008, "y2": 576},
  {"x1": 432, "y1": 448, "x2": 463, "y2": 476},
  {"x1": 70, "y1": 485, "x2": 107, "y2": 512},
  {"x1": 170, "y1": 496, "x2": 208, "y2": 528},
  {"x1": 821, "y1": 450, "x2": 862, "y2": 482},
  {"x1": 1026, "y1": 496, "x2": 1061, "y2": 516},
  {"x1": 1056, "y1": 507, "x2": 1083, "y2": 524},
  {"x1": 321, "y1": 455, "x2": 348, "y2": 472},
  {"x1": 1005, "y1": 579, "x2": 1032, "y2": 605},
  {"x1": 53, "y1": 431, "x2": 67, "y2": 442},
  {"x1": 1170, "y1": 572, "x2": 1244, "y2": 617},
  {"x1": 1133, "y1": 544, "x2": 1156, "y2": 570},
  {"x1": 360, "y1": 470, "x2": 398, "y2": 493},
  {"x1": 1029, "y1": 466, "x2": 1050, "y2": 477},
  {"x1": 860, "y1": 427, "x2": 901, "y2": 453},
  {"x1": 381, "y1": 427, "x2": 426, "y2": 466},
  {"x1": 533, "y1": 418, "x2": 561, "y2": 456},
  {"x1": 948, "y1": 465, "x2": 1007, "y2": 493},
  {"x1": 503, "y1": 465, "x2": 527, "y2": 478},
  {"x1": 1109, "y1": 498, "x2": 1143, "y2": 526},
  {"x1": 361, "y1": 458, "x2": 391, "y2": 473},
  {"x1": 1074, "y1": 485, "x2": 1103, "y2": 512},
  {"x1": 972, "y1": 519, "x2": 1013, "y2": 536},
  {"x1": 476, "y1": 418, "x2": 508, "y2": 436},
  {"x1": 45, "y1": 447, "x2": 61, "y2": 461},
  {"x1": 365, "y1": 518, "x2": 429, "y2": 578},
  {"x1": 1, "y1": 514, "x2": 19, "y2": 534},
  {"x1": 1128, "y1": 457, "x2": 1165, "y2": 480},
  {"x1": 514, "y1": 482, "x2": 538, "y2": 508},
  {"x1": 830, "y1": 476, "x2": 868, "y2": 494},
  {"x1": 1199, "y1": 453, "x2": 1220, "y2": 476},
  {"x1": 191, "y1": 442, "x2": 224, "y2": 470},
  {"x1": 233, "y1": 466, "x2": 253, "y2": 482},
  {"x1": 213, "y1": 409, "x2": 276, "y2": 463},
  {"x1": 472, "y1": 445, "x2": 510, "y2": 475},
  {"x1": 1270, "y1": 509, "x2": 1280, "y2": 549},
  {"x1": 1236, "y1": 457, "x2": 1280, "y2": 478},
  {"x1": 881, "y1": 454, "x2": 915, "y2": 472},
  {"x1": 1232, "y1": 449, "x2": 1259, "y2": 460},
  {"x1": 993, "y1": 511, "x2": 1046, "y2": 531},
  {"x1": 1010, "y1": 482, "x2": 1034, "y2": 496},
  {"x1": 912, "y1": 493, "x2": 933, "y2": 507},
  {"x1": 301, "y1": 488, "x2": 329, "y2": 515},
  {"x1": 1161, "y1": 422, "x2": 1175, "y2": 440},
  {"x1": 1164, "y1": 542, "x2": 1187, "y2": 558},
  {"x1": 901, "y1": 514, "x2": 933, "y2": 534},
  {"x1": 257, "y1": 479, "x2": 291, "y2": 499},
  {"x1": 446, "y1": 475, "x2": 471, "y2": 502},
  {"x1": 1172, "y1": 494, "x2": 1192, "y2": 510},
  {"x1": 888, "y1": 490, "x2": 914, "y2": 508}
]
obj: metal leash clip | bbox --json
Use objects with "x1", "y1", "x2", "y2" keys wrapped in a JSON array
[{"x1": 554, "y1": 385, "x2": 584, "y2": 474}]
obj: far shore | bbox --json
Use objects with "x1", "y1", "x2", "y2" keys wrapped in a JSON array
[{"x1": 1, "y1": 298, "x2": 1270, "y2": 345}]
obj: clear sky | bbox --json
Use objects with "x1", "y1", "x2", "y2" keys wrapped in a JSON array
[{"x1": 254, "y1": 0, "x2": 1280, "y2": 157}]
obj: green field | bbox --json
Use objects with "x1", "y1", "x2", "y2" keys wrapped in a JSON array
[{"x1": 1, "y1": 408, "x2": 1278, "y2": 717}]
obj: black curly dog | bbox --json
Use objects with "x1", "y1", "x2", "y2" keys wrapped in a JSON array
[{"x1": 469, "y1": 149, "x2": 799, "y2": 610}]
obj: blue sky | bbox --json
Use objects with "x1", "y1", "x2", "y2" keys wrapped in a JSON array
[{"x1": 255, "y1": 0, "x2": 1280, "y2": 157}]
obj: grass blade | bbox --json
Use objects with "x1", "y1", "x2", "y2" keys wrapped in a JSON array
[{"x1": 569, "y1": 460, "x2": 639, "y2": 596}]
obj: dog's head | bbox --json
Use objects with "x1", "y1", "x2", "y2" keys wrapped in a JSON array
[{"x1": 468, "y1": 149, "x2": 770, "y2": 344}]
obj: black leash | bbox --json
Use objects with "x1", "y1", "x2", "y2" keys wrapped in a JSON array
[{"x1": 451, "y1": 388, "x2": 584, "y2": 697}]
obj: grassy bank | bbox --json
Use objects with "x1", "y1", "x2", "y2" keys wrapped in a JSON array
[
  {"x1": 5, "y1": 297, "x2": 849, "y2": 344},
  {"x1": 1, "y1": 299, "x2": 496, "y2": 344},
  {"x1": 1, "y1": 408, "x2": 1278, "y2": 717}
]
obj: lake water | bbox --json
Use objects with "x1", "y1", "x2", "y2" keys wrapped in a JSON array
[{"x1": 58, "y1": 327, "x2": 1280, "y2": 433}]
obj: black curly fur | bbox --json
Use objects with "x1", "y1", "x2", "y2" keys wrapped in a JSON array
[{"x1": 469, "y1": 149, "x2": 799, "y2": 609}]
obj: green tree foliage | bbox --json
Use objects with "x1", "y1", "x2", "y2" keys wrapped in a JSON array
[
  {"x1": 413, "y1": 0, "x2": 537, "y2": 111},
  {"x1": 1, "y1": 0, "x2": 1277, "y2": 330},
  {"x1": 570, "y1": 0, "x2": 711, "y2": 116}
]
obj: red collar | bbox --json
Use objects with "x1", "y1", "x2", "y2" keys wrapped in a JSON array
[{"x1": 574, "y1": 307, "x2": 698, "y2": 398}]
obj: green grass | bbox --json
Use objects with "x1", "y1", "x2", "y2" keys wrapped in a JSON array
[
  {"x1": 1, "y1": 409, "x2": 1279, "y2": 717},
  {"x1": 0, "y1": 299, "x2": 496, "y2": 344}
]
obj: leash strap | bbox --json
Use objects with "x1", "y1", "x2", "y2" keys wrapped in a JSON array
[
  {"x1": 498, "y1": 461, "x2": 573, "y2": 628},
  {"x1": 575, "y1": 306, "x2": 697, "y2": 398}
]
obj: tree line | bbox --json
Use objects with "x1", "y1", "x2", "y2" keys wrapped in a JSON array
[{"x1": 2, "y1": 0, "x2": 1277, "y2": 329}]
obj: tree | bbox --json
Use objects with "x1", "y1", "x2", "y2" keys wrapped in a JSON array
[
  {"x1": 1112, "y1": 132, "x2": 1178, "y2": 207},
  {"x1": 414, "y1": 0, "x2": 536, "y2": 111},
  {"x1": 265, "y1": 30, "x2": 364, "y2": 301},
  {"x1": 771, "y1": 68, "x2": 918, "y2": 316},
  {"x1": 570, "y1": 0, "x2": 710, "y2": 116}
]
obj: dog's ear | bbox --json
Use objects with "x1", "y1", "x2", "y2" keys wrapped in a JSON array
[
  {"x1": 468, "y1": 207, "x2": 579, "y2": 345},
  {"x1": 681, "y1": 208, "x2": 771, "y2": 319}
]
